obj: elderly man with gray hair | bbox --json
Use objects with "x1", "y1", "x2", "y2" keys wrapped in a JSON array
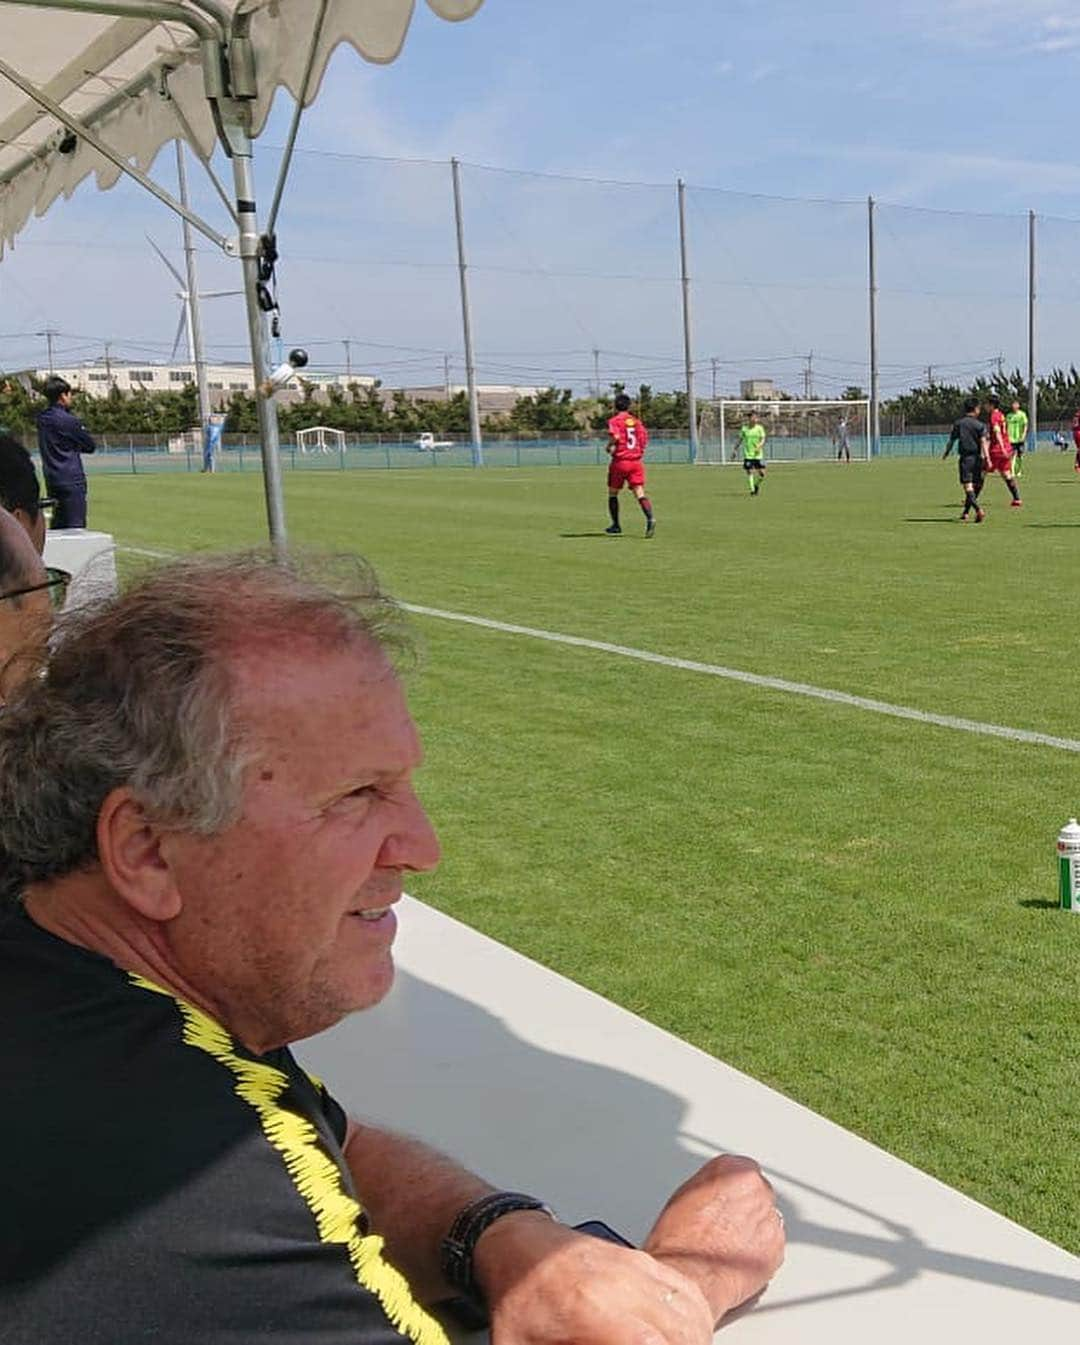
[{"x1": 0, "y1": 553, "x2": 783, "y2": 1345}]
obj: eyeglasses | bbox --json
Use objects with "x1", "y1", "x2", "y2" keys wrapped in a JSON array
[{"x1": 0, "y1": 566, "x2": 71, "y2": 610}]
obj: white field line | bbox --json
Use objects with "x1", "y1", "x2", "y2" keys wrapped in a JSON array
[
  {"x1": 114, "y1": 548, "x2": 1080, "y2": 754},
  {"x1": 402, "y1": 603, "x2": 1080, "y2": 755}
]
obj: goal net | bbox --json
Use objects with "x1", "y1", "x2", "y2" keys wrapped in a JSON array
[
  {"x1": 167, "y1": 428, "x2": 202, "y2": 455},
  {"x1": 296, "y1": 425, "x2": 346, "y2": 456},
  {"x1": 696, "y1": 400, "x2": 870, "y2": 464}
]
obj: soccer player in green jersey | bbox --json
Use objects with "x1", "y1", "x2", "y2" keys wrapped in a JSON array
[
  {"x1": 1006, "y1": 400, "x2": 1028, "y2": 477},
  {"x1": 737, "y1": 413, "x2": 767, "y2": 494}
]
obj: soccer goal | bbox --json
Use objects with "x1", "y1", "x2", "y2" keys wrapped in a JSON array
[
  {"x1": 696, "y1": 400, "x2": 871, "y2": 464},
  {"x1": 296, "y1": 425, "x2": 346, "y2": 456}
]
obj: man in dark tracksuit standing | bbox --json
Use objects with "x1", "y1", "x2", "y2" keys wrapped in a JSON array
[{"x1": 36, "y1": 376, "x2": 96, "y2": 529}]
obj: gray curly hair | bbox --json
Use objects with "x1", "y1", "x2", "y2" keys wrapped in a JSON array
[{"x1": 0, "y1": 551, "x2": 412, "y2": 901}]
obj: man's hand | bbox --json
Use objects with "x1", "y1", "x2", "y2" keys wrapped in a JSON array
[
  {"x1": 644, "y1": 1155, "x2": 785, "y2": 1323},
  {"x1": 474, "y1": 1212, "x2": 715, "y2": 1344},
  {"x1": 471, "y1": 1154, "x2": 784, "y2": 1343}
]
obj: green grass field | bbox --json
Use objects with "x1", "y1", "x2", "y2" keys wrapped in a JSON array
[{"x1": 92, "y1": 453, "x2": 1080, "y2": 1252}]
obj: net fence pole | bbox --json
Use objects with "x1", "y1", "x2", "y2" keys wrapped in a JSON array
[
  {"x1": 1028, "y1": 209, "x2": 1037, "y2": 453},
  {"x1": 677, "y1": 179, "x2": 699, "y2": 463},
  {"x1": 176, "y1": 141, "x2": 212, "y2": 448},
  {"x1": 450, "y1": 158, "x2": 483, "y2": 467},
  {"x1": 719, "y1": 399, "x2": 726, "y2": 464},
  {"x1": 868, "y1": 195, "x2": 880, "y2": 458}
]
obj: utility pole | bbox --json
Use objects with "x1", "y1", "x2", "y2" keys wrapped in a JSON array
[
  {"x1": 677, "y1": 178, "x2": 699, "y2": 463},
  {"x1": 803, "y1": 351, "x2": 815, "y2": 400},
  {"x1": 867, "y1": 196, "x2": 880, "y2": 457},
  {"x1": 1028, "y1": 209, "x2": 1037, "y2": 454},
  {"x1": 104, "y1": 341, "x2": 113, "y2": 379},
  {"x1": 343, "y1": 338, "x2": 352, "y2": 380},
  {"x1": 711, "y1": 356, "x2": 718, "y2": 402},
  {"x1": 925, "y1": 365, "x2": 934, "y2": 387},
  {"x1": 175, "y1": 141, "x2": 211, "y2": 439},
  {"x1": 995, "y1": 352, "x2": 1005, "y2": 381},
  {"x1": 443, "y1": 353, "x2": 451, "y2": 399},
  {"x1": 36, "y1": 328, "x2": 58, "y2": 374},
  {"x1": 592, "y1": 346, "x2": 601, "y2": 398},
  {"x1": 450, "y1": 157, "x2": 483, "y2": 466}
]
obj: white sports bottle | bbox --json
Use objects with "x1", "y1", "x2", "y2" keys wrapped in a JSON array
[{"x1": 1056, "y1": 818, "x2": 1080, "y2": 912}]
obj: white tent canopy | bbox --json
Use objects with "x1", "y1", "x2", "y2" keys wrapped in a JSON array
[
  {"x1": 0, "y1": 1, "x2": 481, "y2": 248},
  {"x1": 0, "y1": 0, "x2": 484, "y2": 547}
]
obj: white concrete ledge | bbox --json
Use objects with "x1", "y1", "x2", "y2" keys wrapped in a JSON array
[{"x1": 299, "y1": 897, "x2": 1079, "y2": 1341}]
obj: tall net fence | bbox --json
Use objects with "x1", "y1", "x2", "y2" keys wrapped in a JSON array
[{"x1": 4, "y1": 147, "x2": 1077, "y2": 458}]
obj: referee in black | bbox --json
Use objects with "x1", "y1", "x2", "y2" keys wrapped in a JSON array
[{"x1": 943, "y1": 397, "x2": 990, "y2": 523}]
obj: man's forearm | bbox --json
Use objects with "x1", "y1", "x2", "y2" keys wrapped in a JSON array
[{"x1": 344, "y1": 1119, "x2": 495, "y2": 1303}]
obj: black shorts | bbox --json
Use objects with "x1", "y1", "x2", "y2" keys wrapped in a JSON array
[
  {"x1": 958, "y1": 454, "x2": 983, "y2": 487},
  {"x1": 742, "y1": 458, "x2": 765, "y2": 471}
]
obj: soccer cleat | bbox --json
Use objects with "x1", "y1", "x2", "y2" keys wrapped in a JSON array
[
  {"x1": 960, "y1": 513, "x2": 970, "y2": 523},
  {"x1": 1010, "y1": 499, "x2": 1023, "y2": 508},
  {"x1": 605, "y1": 524, "x2": 622, "y2": 535},
  {"x1": 645, "y1": 519, "x2": 656, "y2": 538},
  {"x1": 975, "y1": 507, "x2": 986, "y2": 523}
]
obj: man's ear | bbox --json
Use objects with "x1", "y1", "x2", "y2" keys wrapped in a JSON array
[{"x1": 96, "y1": 788, "x2": 182, "y2": 921}]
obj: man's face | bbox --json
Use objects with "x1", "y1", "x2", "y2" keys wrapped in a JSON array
[
  {"x1": 0, "y1": 514, "x2": 49, "y2": 690},
  {"x1": 160, "y1": 640, "x2": 441, "y2": 1052},
  {"x1": 1012, "y1": 401, "x2": 1021, "y2": 412},
  {"x1": 58, "y1": 392, "x2": 72, "y2": 408}
]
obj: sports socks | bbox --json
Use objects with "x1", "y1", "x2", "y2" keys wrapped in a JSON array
[
  {"x1": 747, "y1": 473, "x2": 757, "y2": 494},
  {"x1": 638, "y1": 495, "x2": 653, "y2": 522},
  {"x1": 962, "y1": 489, "x2": 977, "y2": 517},
  {"x1": 608, "y1": 497, "x2": 620, "y2": 527},
  {"x1": 1006, "y1": 477, "x2": 1021, "y2": 502}
]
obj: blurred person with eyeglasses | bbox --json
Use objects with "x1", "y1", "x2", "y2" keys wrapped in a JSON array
[
  {"x1": 0, "y1": 508, "x2": 59, "y2": 701},
  {"x1": 0, "y1": 432, "x2": 50, "y2": 554},
  {"x1": 36, "y1": 377, "x2": 97, "y2": 530}
]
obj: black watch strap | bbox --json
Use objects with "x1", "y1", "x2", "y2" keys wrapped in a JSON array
[{"x1": 440, "y1": 1192, "x2": 555, "y2": 1303}]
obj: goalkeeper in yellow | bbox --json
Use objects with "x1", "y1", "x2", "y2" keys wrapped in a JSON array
[{"x1": 736, "y1": 412, "x2": 767, "y2": 495}]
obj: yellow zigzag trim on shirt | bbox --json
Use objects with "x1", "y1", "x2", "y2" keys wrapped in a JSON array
[{"x1": 130, "y1": 974, "x2": 448, "y2": 1345}]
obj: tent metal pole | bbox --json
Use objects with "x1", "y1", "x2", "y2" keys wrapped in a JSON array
[
  {"x1": 266, "y1": 0, "x2": 331, "y2": 237},
  {"x1": 0, "y1": 0, "x2": 219, "y2": 42},
  {"x1": 227, "y1": 121, "x2": 287, "y2": 553},
  {"x1": 0, "y1": 53, "x2": 231, "y2": 251}
]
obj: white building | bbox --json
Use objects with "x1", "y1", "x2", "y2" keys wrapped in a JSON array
[
  {"x1": 18, "y1": 362, "x2": 379, "y2": 408},
  {"x1": 22, "y1": 362, "x2": 258, "y2": 403}
]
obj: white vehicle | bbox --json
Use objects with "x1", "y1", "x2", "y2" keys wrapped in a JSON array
[{"x1": 414, "y1": 432, "x2": 455, "y2": 451}]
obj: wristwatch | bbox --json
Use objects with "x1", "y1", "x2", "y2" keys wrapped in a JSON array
[{"x1": 440, "y1": 1191, "x2": 555, "y2": 1306}]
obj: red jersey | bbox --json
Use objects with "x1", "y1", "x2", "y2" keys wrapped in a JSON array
[
  {"x1": 988, "y1": 407, "x2": 1010, "y2": 453},
  {"x1": 608, "y1": 411, "x2": 648, "y2": 461}
]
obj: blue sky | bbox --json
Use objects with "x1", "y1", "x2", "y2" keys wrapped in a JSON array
[{"x1": 3, "y1": 0, "x2": 1080, "y2": 397}]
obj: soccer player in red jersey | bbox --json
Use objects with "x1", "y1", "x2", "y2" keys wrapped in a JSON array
[
  {"x1": 605, "y1": 393, "x2": 655, "y2": 537},
  {"x1": 1071, "y1": 407, "x2": 1080, "y2": 472},
  {"x1": 984, "y1": 393, "x2": 1022, "y2": 508}
]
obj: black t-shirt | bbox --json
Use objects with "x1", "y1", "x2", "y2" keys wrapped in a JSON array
[
  {"x1": 0, "y1": 907, "x2": 448, "y2": 1345},
  {"x1": 948, "y1": 414, "x2": 986, "y2": 458}
]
